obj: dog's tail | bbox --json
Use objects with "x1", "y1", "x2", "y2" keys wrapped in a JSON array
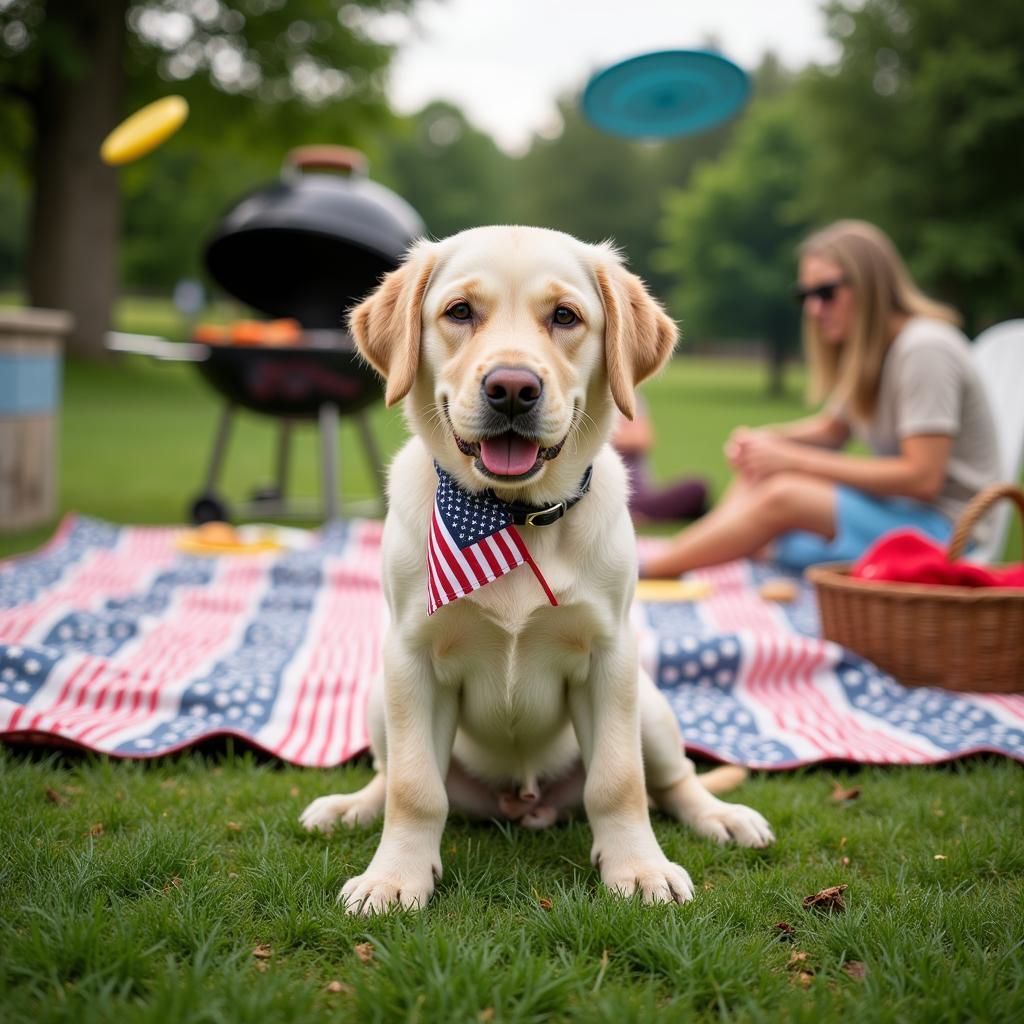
[{"x1": 698, "y1": 765, "x2": 749, "y2": 794}]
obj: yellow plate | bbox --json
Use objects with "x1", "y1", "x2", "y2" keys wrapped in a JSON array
[
  {"x1": 101, "y1": 96, "x2": 189, "y2": 165},
  {"x1": 176, "y1": 536, "x2": 282, "y2": 557},
  {"x1": 635, "y1": 578, "x2": 713, "y2": 602}
]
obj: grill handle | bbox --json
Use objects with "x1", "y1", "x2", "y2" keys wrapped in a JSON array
[
  {"x1": 283, "y1": 145, "x2": 368, "y2": 178},
  {"x1": 106, "y1": 332, "x2": 209, "y2": 362}
]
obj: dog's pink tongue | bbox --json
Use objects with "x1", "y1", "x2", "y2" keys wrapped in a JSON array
[{"x1": 479, "y1": 432, "x2": 540, "y2": 476}]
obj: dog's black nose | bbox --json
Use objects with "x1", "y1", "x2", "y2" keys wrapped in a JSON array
[{"x1": 482, "y1": 366, "x2": 543, "y2": 419}]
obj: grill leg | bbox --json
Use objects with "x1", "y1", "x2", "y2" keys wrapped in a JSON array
[
  {"x1": 275, "y1": 420, "x2": 293, "y2": 498},
  {"x1": 319, "y1": 402, "x2": 340, "y2": 521},
  {"x1": 203, "y1": 402, "x2": 235, "y2": 492},
  {"x1": 355, "y1": 409, "x2": 387, "y2": 504}
]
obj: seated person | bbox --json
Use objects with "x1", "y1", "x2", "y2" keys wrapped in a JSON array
[
  {"x1": 640, "y1": 219, "x2": 1001, "y2": 578},
  {"x1": 613, "y1": 397, "x2": 708, "y2": 521}
]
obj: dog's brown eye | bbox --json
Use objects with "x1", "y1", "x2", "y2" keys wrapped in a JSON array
[
  {"x1": 553, "y1": 306, "x2": 578, "y2": 327},
  {"x1": 446, "y1": 302, "x2": 473, "y2": 322}
]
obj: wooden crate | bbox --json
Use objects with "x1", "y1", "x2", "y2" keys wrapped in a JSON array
[{"x1": 0, "y1": 308, "x2": 72, "y2": 532}]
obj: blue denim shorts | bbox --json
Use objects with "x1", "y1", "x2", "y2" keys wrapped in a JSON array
[{"x1": 774, "y1": 485, "x2": 953, "y2": 572}]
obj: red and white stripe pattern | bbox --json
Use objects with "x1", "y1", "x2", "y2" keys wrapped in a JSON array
[{"x1": 426, "y1": 464, "x2": 556, "y2": 615}]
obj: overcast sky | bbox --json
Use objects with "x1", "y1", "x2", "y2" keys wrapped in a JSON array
[{"x1": 383, "y1": 0, "x2": 840, "y2": 152}]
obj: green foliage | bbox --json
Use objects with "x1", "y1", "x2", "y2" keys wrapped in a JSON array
[
  {"x1": 117, "y1": 0, "x2": 416, "y2": 156},
  {"x1": 118, "y1": 136, "x2": 282, "y2": 289},
  {"x1": 0, "y1": 0, "x2": 417, "y2": 293},
  {"x1": 656, "y1": 94, "x2": 812, "y2": 355},
  {"x1": 653, "y1": 0, "x2": 1024, "y2": 361},
  {"x1": 508, "y1": 96, "x2": 737, "y2": 298},
  {"x1": 799, "y1": 0, "x2": 1024, "y2": 329},
  {"x1": 372, "y1": 102, "x2": 518, "y2": 240},
  {"x1": 507, "y1": 99, "x2": 671, "y2": 291},
  {"x1": 4, "y1": 0, "x2": 1023, "y2": 343}
]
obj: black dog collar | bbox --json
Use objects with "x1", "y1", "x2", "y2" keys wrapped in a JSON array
[{"x1": 486, "y1": 465, "x2": 594, "y2": 528}]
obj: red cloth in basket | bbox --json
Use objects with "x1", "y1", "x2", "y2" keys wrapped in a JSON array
[{"x1": 851, "y1": 529, "x2": 1024, "y2": 588}]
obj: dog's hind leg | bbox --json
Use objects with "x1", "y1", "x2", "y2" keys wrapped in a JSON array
[
  {"x1": 639, "y1": 671, "x2": 775, "y2": 848},
  {"x1": 300, "y1": 773, "x2": 386, "y2": 832}
]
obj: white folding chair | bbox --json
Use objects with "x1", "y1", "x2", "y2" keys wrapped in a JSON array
[{"x1": 971, "y1": 319, "x2": 1024, "y2": 562}]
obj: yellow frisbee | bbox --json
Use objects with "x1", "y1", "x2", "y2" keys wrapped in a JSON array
[{"x1": 100, "y1": 95, "x2": 189, "y2": 165}]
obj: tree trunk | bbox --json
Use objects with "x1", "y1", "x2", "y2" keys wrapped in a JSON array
[
  {"x1": 765, "y1": 334, "x2": 787, "y2": 397},
  {"x1": 26, "y1": 0, "x2": 128, "y2": 360}
]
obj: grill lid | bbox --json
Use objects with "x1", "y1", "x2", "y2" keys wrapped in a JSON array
[{"x1": 203, "y1": 146, "x2": 425, "y2": 329}]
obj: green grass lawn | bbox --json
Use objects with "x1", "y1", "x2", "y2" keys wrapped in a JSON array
[
  {"x1": 2, "y1": 304, "x2": 1023, "y2": 1022},
  {"x1": 2, "y1": 752, "x2": 1021, "y2": 1023}
]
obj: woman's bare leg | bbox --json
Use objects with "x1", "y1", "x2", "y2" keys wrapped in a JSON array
[{"x1": 639, "y1": 472, "x2": 837, "y2": 578}]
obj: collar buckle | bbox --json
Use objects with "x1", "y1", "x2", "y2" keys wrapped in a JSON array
[{"x1": 524, "y1": 502, "x2": 566, "y2": 528}]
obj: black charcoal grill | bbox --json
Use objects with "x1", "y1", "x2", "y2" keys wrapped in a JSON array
[{"x1": 109, "y1": 145, "x2": 424, "y2": 523}]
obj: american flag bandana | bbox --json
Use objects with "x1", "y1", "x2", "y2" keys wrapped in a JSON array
[{"x1": 427, "y1": 465, "x2": 559, "y2": 615}]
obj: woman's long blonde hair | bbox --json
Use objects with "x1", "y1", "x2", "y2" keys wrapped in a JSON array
[{"x1": 800, "y1": 220, "x2": 960, "y2": 422}]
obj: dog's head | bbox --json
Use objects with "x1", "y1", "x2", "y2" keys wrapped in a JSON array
[{"x1": 349, "y1": 226, "x2": 676, "y2": 497}]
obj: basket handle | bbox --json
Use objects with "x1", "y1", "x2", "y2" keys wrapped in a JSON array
[{"x1": 946, "y1": 482, "x2": 1024, "y2": 561}]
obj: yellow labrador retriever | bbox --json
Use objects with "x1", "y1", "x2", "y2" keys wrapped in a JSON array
[{"x1": 301, "y1": 226, "x2": 773, "y2": 914}]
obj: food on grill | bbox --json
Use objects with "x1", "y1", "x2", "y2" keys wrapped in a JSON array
[
  {"x1": 100, "y1": 95, "x2": 189, "y2": 165},
  {"x1": 193, "y1": 319, "x2": 302, "y2": 347}
]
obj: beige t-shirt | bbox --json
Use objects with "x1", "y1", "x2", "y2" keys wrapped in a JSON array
[{"x1": 837, "y1": 317, "x2": 1000, "y2": 536}]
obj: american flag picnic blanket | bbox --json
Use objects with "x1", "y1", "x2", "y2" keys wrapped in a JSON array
[{"x1": 1, "y1": 516, "x2": 1022, "y2": 769}]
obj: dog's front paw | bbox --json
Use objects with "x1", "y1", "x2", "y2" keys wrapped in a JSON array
[
  {"x1": 300, "y1": 790, "x2": 383, "y2": 833},
  {"x1": 339, "y1": 859, "x2": 440, "y2": 915},
  {"x1": 691, "y1": 801, "x2": 775, "y2": 848},
  {"x1": 595, "y1": 852, "x2": 695, "y2": 904}
]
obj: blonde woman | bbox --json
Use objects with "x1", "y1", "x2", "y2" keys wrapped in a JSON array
[{"x1": 641, "y1": 220, "x2": 1000, "y2": 578}]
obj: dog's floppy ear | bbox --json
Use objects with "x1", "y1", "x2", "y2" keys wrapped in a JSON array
[
  {"x1": 595, "y1": 257, "x2": 677, "y2": 420},
  {"x1": 348, "y1": 240, "x2": 437, "y2": 407}
]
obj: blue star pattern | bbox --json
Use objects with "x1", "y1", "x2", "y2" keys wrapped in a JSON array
[
  {"x1": 117, "y1": 547, "x2": 327, "y2": 753},
  {"x1": 0, "y1": 517, "x2": 119, "y2": 610},
  {"x1": 434, "y1": 465, "x2": 513, "y2": 547},
  {"x1": 832, "y1": 654, "x2": 1024, "y2": 755},
  {"x1": 653, "y1": 628, "x2": 801, "y2": 765},
  {"x1": 0, "y1": 644, "x2": 62, "y2": 704}
]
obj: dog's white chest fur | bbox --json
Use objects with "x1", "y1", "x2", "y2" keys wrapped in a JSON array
[
  {"x1": 431, "y1": 595, "x2": 603, "y2": 785},
  {"x1": 386, "y1": 439, "x2": 630, "y2": 787}
]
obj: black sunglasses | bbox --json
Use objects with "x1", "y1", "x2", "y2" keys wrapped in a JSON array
[{"x1": 792, "y1": 279, "x2": 847, "y2": 305}]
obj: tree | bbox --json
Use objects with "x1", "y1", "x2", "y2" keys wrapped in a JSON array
[
  {"x1": 799, "y1": 0, "x2": 1024, "y2": 330},
  {"x1": 0, "y1": 0, "x2": 415, "y2": 357},
  {"x1": 507, "y1": 96, "x2": 737, "y2": 301},
  {"x1": 656, "y1": 94, "x2": 813, "y2": 395},
  {"x1": 372, "y1": 101, "x2": 518, "y2": 240}
]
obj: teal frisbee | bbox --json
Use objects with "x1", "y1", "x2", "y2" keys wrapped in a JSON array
[{"x1": 581, "y1": 49, "x2": 749, "y2": 139}]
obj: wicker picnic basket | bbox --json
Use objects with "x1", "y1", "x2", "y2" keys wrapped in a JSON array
[{"x1": 806, "y1": 483, "x2": 1024, "y2": 693}]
